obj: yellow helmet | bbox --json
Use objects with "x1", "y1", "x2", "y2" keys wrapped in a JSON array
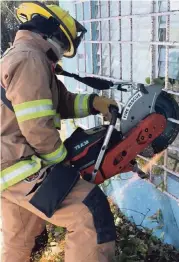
[{"x1": 16, "y1": 1, "x2": 87, "y2": 58}]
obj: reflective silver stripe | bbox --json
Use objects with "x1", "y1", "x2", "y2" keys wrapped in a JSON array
[
  {"x1": 16, "y1": 104, "x2": 53, "y2": 117},
  {"x1": 0, "y1": 162, "x2": 37, "y2": 184}
]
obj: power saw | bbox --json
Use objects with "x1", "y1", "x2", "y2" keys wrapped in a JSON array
[{"x1": 64, "y1": 83, "x2": 179, "y2": 184}]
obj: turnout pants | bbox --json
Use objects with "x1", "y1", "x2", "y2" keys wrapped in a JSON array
[{"x1": 1, "y1": 168, "x2": 115, "y2": 262}]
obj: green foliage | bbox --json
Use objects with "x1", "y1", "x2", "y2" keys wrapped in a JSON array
[
  {"x1": 147, "y1": 209, "x2": 164, "y2": 235},
  {"x1": 54, "y1": 226, "x2": 66, "y2": 234},
  {"x1": 136, "y1": 155, "x2": 164, "y2": 176},
  {"x1": 136, "y1": 157, "x2": 147, "y2": 169},
  {"x1": 145, "y1": 77, "x2": 151, "y2": 85},
  {"x1": 148, "y1": 209, "x2": 164, "y2": 224},
  {"x1": 1, "y1": 1, "x2": 19, "y2": 54},
  {"x1": 158, "y1": 156, "x2": 164, "y2": 165},
  {"x1": 145, "y1": 77, "x2": 165, "y2": 85}
]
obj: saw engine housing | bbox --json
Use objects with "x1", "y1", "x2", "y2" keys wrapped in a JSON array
[{"x1": 65, "y1": 113, "x2": 166, "y2": 184}]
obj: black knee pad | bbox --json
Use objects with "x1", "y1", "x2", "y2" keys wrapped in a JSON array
[
  {"x1": 82, "y1": 186, "x2": 116, "y2": 244},
  {"x1": 29, "y1": 164, "x2": 80, "y2": 218}
]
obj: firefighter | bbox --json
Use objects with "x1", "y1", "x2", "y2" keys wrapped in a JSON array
[{"x1": 0, "y1": 2, "x2": 117, "y2": 262}]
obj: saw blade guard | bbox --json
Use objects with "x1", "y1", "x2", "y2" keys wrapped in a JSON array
[
  {"x1": 140, "y1": 91, "x2": 179, "y2": 157},
  {"x1": 120, "y1": 84, "x2": 179, "y2": 157}
]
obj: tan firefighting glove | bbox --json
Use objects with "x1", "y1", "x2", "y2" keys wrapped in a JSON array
[{"x1": 92, "y1": 96, "x2": 118, "y2": 121}]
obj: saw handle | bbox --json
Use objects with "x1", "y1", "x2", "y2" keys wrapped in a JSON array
[
  {"x1": 109, "y1": 105, "x2": 119, "y2": 126},
  {"x1": 89, "y1": 105, "x2": 119, "y2": 183}
]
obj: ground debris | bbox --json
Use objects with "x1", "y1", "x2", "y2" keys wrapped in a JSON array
[
  {"x1": 31, "y1": 200, "x2": 179, "y2": 262},
  {"x1": 31, "y1": 224, "x2": 66, "y2": 262},
  {"x1": 109, "y1": 199, "x2": 179, "y2": 262}
]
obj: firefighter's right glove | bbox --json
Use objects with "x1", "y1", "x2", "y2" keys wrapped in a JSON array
[{"x1": 92, "y1": 95, "x2": 118, "y2": 121}]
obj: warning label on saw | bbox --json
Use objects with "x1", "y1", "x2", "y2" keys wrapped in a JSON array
[{"x1": 122, "y1": 91, "x2": 142, "y2": 120}]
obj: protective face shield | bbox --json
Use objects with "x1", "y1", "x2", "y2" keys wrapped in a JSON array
[{"x1": 16, "y1": 1, "x2": 87, "y2": 58}]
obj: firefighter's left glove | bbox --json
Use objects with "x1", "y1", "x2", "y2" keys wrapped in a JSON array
[{"x1": 92, "y1": 95, "x2": 118, "y2": 121}]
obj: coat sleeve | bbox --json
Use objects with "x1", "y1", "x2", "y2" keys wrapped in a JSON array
[
  {"x1": 57, "y1": 79, "x2": 97, "y2": 119},
  {"x1": 5, "y1": 52, "x2": 67, "y2": 165}
]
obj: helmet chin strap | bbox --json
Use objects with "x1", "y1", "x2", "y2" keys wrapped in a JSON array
[{"x1": 47, "y1": 37, "x2": 65, "y2": 62}]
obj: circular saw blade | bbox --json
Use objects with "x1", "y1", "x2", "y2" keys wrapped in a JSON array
[{"x1": 140, "y1": 91, "x2": 179, "y2": 158}]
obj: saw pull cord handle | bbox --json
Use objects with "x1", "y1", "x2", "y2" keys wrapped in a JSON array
[{"x1": 91, "y1": 105, "x2": 119, "y2": 182}]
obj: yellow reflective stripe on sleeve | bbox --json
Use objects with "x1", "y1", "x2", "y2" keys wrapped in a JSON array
[
  {"x1": 0, "y1": 156, "x2": 42, "y2": 191},
  {"x1": 54, "y1": 113, "x2": 61, "y2": 128},
  {"x1": 14, "y1": 99, "x2": 56, "y2": 123},
  {"x1": 40, "y1": 143, "x2": 67, "y2": 165},
  {"x1": 74, "y1": 94, "x2": 90, "y2": 118}
]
